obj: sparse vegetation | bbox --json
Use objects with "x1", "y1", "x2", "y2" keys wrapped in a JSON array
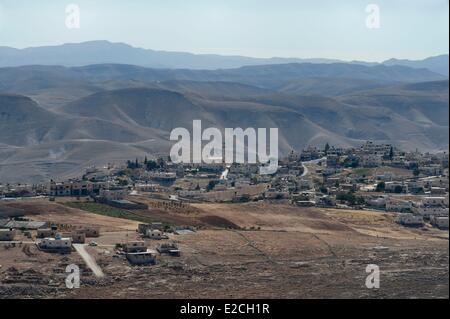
[
  {"x1": 376, "y1": 182, "x2": 386, "y2": 192},
  {"x1": 64, "y1": 202, "x2": 158, "y2": 224}
]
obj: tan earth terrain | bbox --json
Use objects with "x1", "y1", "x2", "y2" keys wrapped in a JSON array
[{"x1": 0, "y1": 198, "x2": 448, "y2": 299}]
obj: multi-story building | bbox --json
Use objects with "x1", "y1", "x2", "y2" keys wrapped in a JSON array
[{"x1": 49, "y1": 180, "x2": 106, "y2": 197}]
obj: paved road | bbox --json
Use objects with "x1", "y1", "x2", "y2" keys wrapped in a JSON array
[
  {"x1": 301, "y1": 157, "x2": 326, "y2": 177},
  {"x1": 301, "y1": 163, "x2": 309, "y2": 177},
  {"x1": 73, "y1": 244, "x2": 105, "y2": 278}
]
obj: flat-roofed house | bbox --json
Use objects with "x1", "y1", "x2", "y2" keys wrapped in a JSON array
[
  {"x1": 38, "y1": 236, "x2": 72, "y2": 253},
  {"x1": 386, "y1": 199, "x2": 413, "y2": 212},
  {"x1": 423, "y1": 197, "x2": 447, "y2": 207},
  {"x1": 37, "y1": 228, "x2": 58, "y2": 239},
  {"x1": 414, "y1": 207, "x2": 449, "y2": 219},
  {"x1": 4, "y1": 220, "x2": 48, "y2": 230},
  {"x1": 146, "y1": 229, "x2": 168, "y2": 240},
  {"x1": 430, "y1": 216, "x2": 449, "y2": 230},
  {"x1": 70, "y1": 232, "x2": 86, "y2": 244},
  {"x1": 79, "y1": 227, "x2": 100, "y2": 238},
  {"x1": 395, "y1": 214, "x2": 424, "y2": 227},
  {"x1": 123, "y1": 241, "x2": 147, "y2": 253},
  {"x1": 126, "y1": 250, "x2": 157, "y2": 265}
]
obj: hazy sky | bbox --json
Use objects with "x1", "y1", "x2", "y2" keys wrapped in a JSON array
[{"x1": 0, "y1": 0, "x2": 448, "y2": 61}]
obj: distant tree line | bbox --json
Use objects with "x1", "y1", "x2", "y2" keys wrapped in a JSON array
[{"x1": 126, "y1": 156, "x2": 168, "y2": 171}]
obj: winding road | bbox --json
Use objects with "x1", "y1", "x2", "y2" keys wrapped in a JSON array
[{"x1": 301, "y1": 157, "x2": 326, "y2": 177}]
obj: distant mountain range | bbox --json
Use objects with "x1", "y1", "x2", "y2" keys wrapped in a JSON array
[
  {"x1": 1, "y1": 62, "x2": 445, "y2": 95},
  {"x1": 0, "y1": 59, "x2": 448, "y2": 182},
  {"x1": 0, "y1": 41, "x2": 448, "y2": 75},
  {"x1": 0, "y1": 41, "x2": 448, "y2": 182},
  {"x1": 383, "y1": 55, "x2": 449, "y2": 77}
]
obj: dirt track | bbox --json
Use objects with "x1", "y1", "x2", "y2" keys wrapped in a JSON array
[{"x1": 73, "y1": 244, "x2": 105, "y2": 278}]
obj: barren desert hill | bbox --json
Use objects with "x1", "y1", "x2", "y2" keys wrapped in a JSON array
[{"x1": 0, "y1": 60, "x2": 448, "y2": 182}]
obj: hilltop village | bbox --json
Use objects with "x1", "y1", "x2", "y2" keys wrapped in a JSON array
[
  {"x1": 2, "y1": 141, "x2": 448, "y2": 229},
  {"x1": 0, "y1": 141, "x2": 448, "y2": 298}
]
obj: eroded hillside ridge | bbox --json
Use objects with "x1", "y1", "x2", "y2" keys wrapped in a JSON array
[{"x1": 0, "y1": 62, "x2": 448, "y2": 182}]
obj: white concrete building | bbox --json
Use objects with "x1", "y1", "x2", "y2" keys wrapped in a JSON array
[
  {"x1": 39, "y1": 236, "x2": 72, "y2": 251},
  {"x1": 123, "y1": 241, "x2": 147, "y2": 253},
  {"x1": 366, "y1": 196, "x2": 386, "y2": 208},
  {"x1": 135, "y1": 184, "x2": 159, "y2": 193},
  {"x1": 430, "y1": 187, "x2": 446, "y2": 195},
  {"x1": 385, "y1": 182, "x2": 408, "y2": 193},
  {"x1": 395, "y1": 214, "x2": 424, "y2": 227},
  {"x1": 422, "y1": 197, "x2": 447, "y2": 207},
  {"x1": 430, "y1": 216, "x2": 449, "y2": 229},
  {"x1": 99, "y1": 188, "x2": 128, "y2": 201},
  {"x1": 414, "y1": 207, "x2": 449, "y2": 219},
  {"x1": 126, "y1": 250, "x2": 157, "y2": 265},
  {"x1": 360, "y1": 154, "x2": 383, "y2": 168},
  {"x1": 386, "y1": 199, "x2": 413, "y2": 212},
  {"x1": 265, "y1": 189, "x2": 289, "y2": 199},
  {"x1": 420, "y1": 165, "x2": 443, "y2": 176},
  {"x1": 146, "y1": 229, "x2": 168, "y2": 240},
  {"x1": 37, "y1": 228, "x2": 58, "y2": 239}
]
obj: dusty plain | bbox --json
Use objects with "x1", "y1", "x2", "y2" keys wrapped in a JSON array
[{"x1": 0, "y1": 198, "x2": 448, "y2": 299}]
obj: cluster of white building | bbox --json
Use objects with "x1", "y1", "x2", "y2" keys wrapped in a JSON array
[{"x1": 394, "y1": 195, "x2": 449, "y2": 229}]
